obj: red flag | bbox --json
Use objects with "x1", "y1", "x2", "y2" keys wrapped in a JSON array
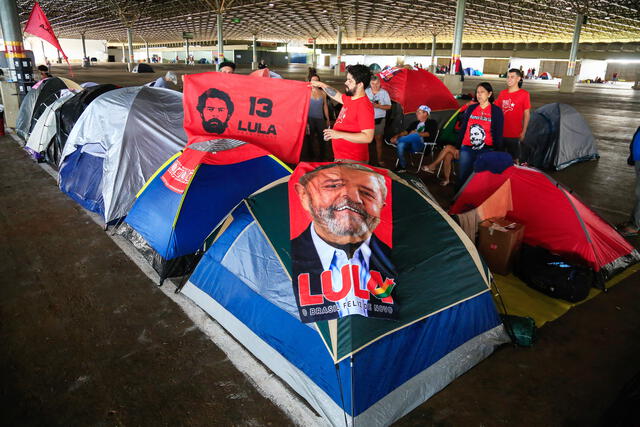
[
  {"x1": 183, "y1": 72, "x2": 310, "y2": 164},
  {"x1": 24, "y1": 2, "x2": 69, "y2": 62}
]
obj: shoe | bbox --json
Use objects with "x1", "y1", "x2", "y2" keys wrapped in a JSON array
[
  {"x1": 421, "y1": 165, "x2": 435, "y2": 174},
  {"x1": 394, "y1": 167, "x2": 407, "y2": 173},
  {"x1": 439, "y1": 180, "x2": 450, "y2": 186}
]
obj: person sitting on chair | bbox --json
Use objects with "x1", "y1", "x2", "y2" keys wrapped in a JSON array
[
  {"x1": 421, "y1": 101, "x2": 476, "y2": 186},
  {"x1": 388, "y1": 105, "x2": 438, "y2": 173}
]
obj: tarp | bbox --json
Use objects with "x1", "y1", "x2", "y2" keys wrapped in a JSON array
[
  {"x1": 59, "y1": 86, "x2": 187, "y2": 223},
  {"x1": 450, "y1": 165, "x2": 640, "y2": 282},
  {"x1": 54, "y1": 84, "x2": 119, "y2": 166},
  {"x1": 180, "y1": 171, "x2": 509, "y2": 425},
  {"x1": 119, "y1": 139, "x2": 291, "y2": 282},
  {"x1": 379, "y1": 68, "x2": 459, "y2": 114},
  {"x1": 523, "y1": 103, "x2": 599, "y2": 170}
]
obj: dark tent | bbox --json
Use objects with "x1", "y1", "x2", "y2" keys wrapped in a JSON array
[
  {"x1": 52, "y1": 84, "x2": 119, "y2": 166},
  {"x1": 523, "y1": 103, "x2": 599, "y2": 170},
  {"x1": 132, "y1": 63, "x2": 154, "y2": 73}
]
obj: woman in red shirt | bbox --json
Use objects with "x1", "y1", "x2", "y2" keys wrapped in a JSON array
[{"x1": 456, "y1": 82, "x2": 504, "y2": 190}]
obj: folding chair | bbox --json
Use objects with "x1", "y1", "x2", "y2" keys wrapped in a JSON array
[{"x1": 386, "y1": 128, "x2": 440, "y2": 171}]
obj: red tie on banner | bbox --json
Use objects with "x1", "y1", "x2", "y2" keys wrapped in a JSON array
[
  {"x1": 24, "y1": 2, "x2": 70, "y2": 65},
  {"x1": 183, "y1": 72, "x2": 311, "y2": 164}
]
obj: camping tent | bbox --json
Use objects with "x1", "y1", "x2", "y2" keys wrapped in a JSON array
[
  {"x1": 59, "y1": 86, "x2": 187, "y2": 224},
  {"x1": 118, "y1": 139, "x2": 291, "y2": 283},
  {"x1": 380, "y1": 68, "x2": 459, "y2": 139},
  {"x1": 132, "y1": 63, "x2": 154, "y2": 73},
  {"x1": 15, "y1": 77, "x2": 81, "y2": 140},
  {"x1": 523, "y1": 103, "x2": 599, "y2": 170},
  {"x1": 24, "y1": 91, "x2": 76, "y2": 161},
  {"x1": 54, "y1": 84, "x2": 120, "y2": 166},
  {"x1": 380, "y1": 68, "x2": 459, "y2": 114},
  {"x1": 450, "y1": 165, "x2": 640, "y2": 283},
  {"x1": 180, "y1": 171, "x2": 509, "y2": 426},
  {"x1": 249, "y1": 68, "x2": 282, "y2": 78},
  {"x1": 539, "y1": 72, "x2": 552, "y2": 80}
]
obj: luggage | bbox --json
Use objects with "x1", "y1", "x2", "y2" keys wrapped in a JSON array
[{"x1": 515, "y1": 245, "x2": 594, "y2": 303}]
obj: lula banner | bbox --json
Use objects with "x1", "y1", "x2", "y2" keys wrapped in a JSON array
[
  {"x1": 183, "y1": 72, "x2": 310, "y2": 164},
  {"x1": 289, "y1": 162, "x2": 398, "y2": 323}
]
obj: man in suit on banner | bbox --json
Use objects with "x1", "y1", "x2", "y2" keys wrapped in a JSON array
[{"x1": 292, "y1": 162, "x2": 397, "y2": 323}]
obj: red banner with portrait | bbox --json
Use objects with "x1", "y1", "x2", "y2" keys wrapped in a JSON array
[
  {"x1": 183, "y1": 72, "x2": 310, "y2": 164},
  {"x1": 289, "y1": 162, "x2": 397, "y2": 323}
]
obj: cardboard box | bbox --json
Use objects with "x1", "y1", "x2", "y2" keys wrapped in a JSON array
[{"x1": 478, "y1": 217, "x2": 525, "y2": 275}]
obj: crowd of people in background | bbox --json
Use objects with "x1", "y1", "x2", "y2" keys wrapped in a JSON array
[
  {"x1": 33, "y1": 59, "x2": 639, "y2": 236},
  {"x1": 303, "y1": 64, "x2": 531, "y2": 193}
]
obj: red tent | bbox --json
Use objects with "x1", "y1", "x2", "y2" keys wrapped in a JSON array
[
  {"x1": 250, "y1": 68, "x2": 271, "y2": 78},
  {"x1": 450, "y1": 166, "x2": 639, "y2": 281},
  {"x1": 379, "y1": 68, "x2": 459, "y2": 113}
]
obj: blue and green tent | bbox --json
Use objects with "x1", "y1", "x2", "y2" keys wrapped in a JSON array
[
  {"x1": 180, "y1": 172, "x2": 509, "y2": 425},
  {"x1": 118, "y1": 140, "x2": 291, "y2": 283}
]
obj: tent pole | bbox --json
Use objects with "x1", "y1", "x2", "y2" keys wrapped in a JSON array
[{"x1": 334, "y1": 363, "x2": 349, "y2": 427}]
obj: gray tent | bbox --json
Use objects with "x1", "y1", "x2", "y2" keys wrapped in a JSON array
[
  {"x1": 523, "y1": 102, "x2": 599, "y2": 170},
  {"x1": 58, "y1": 86, "x2": 187, "y2": 224}
]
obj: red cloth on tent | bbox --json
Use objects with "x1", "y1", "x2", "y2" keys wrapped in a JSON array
[
  {"x1": 183, "y1": 72, "x2": 310, "y2": 164},
  {"x1": 161, "y1": 144, "x2": 272, "y2": 193},
  {"x1": 450, "y1": 166, "x2": 636, "y2": 272},
  {"x1": 24, "y1": 2, "x2": 69, "y2": 62},
  {"x1": 379, "y1": 68, "x2": 458, "y2": 114}
]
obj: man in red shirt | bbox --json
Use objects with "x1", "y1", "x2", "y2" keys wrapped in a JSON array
[
  {"x1": 310, "y1": 64, "x2": 374, "y2": 163},
  {"x1": 495, "y1": 68, "x2": 531, "y2": 162}
]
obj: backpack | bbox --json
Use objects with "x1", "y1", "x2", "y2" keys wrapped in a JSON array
[{"x1": 515, "y1": 245, "x2": 594, "y2": 303}]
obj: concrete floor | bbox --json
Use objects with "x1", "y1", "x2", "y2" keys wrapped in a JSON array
[{"x1": 1, "y1": 62, "x2": 640, "y2": 426}]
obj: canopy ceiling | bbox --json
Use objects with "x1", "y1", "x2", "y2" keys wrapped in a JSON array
[{"x1": 14, "y1": 0, "x2": 640, "y2": 44}]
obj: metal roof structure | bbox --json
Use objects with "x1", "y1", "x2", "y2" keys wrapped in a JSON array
[{"x1": 14, "y1": 0, "x2": 640, "y2": 44}]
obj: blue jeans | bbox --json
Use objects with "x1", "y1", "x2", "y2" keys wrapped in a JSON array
[
  {"x1": 457, "y1": 145, "x2": 493, "y2": 190},
  {"x1": 396, "y1": 133, "x2": 424, "y2": 168}
]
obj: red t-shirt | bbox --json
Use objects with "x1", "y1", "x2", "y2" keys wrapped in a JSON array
[
  {"x1": 462, "y1": 104, "x2": 493, "y2": 149},
  {"x1": 495, "y1": 89, "x2": 531, "y2": 138},
  {"x1": 332, "y1": 94, "x2": 375, "y2": 162}
]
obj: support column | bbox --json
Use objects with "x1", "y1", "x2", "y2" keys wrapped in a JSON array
[
  {"x1": 443, "y1": 0, "x2": 465, "y2": 94},
  {"x1": 560, "y1": 13, "x2": 583, "y2": 93},
  {"x1": 0, "y1": 0, "x2": 34, "y2": 119},
  {"x1": 145, "y1": 41, "x2": 150, "y2": 63},
  {"x1": 81, "y1": 33, "x2": 90, "y2": 67},
  {"x1": 216, "y1": 13, "x2": 224, "y2": 69},
  {"x1": 334, "y1": 26, "x2": 342, "y2": 76},
  {"x1": 312, "y1": 37, "x2": 317, "y2": 68},
  {"x1": 41, "y1": 40, "x2": 47, "y2": 64},
  {"x1": 121, "y1": 43, "x2": 126, "y2": 63},
  {"x1": 185, "y1": 39, "x2": 190, "y2": 65},
  {"x1": 429, "y1": 34, "x2": 437, "y2": 73},
  {"x1": 126, "y1": 28, "x2": 134, "y2": 71},
  {"x1": 252, "y1": 34, "x2": 258, "y2": 70}
]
